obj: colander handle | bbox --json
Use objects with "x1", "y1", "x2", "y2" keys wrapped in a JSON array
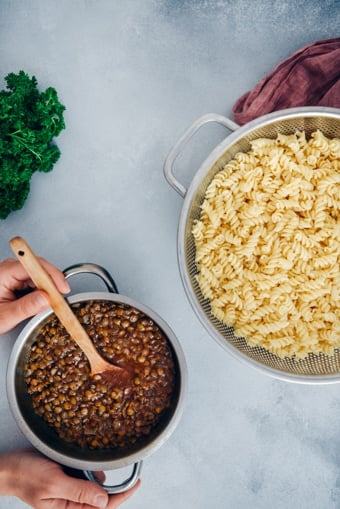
[
  {"x1": 83, "y1": 461, "x2": 143, "y2": 494},
  {"x1": 164, "y1": 113, "x2": 239, "y2": 197},
  {"x1": 63, "y1": 263, "x2": 118, "y2": 294}
]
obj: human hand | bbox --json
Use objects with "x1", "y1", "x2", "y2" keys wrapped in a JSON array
[
  {"x1": 0, "y1": 257, "x2": 70, "y2": 334},
  {"x1": 0, "y1": 448, "x2": 141, "y2": 509}
]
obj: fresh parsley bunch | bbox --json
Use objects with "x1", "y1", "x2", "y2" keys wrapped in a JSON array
[{"x1": 0, "y1": 71, "x2": 65, "y2": 219}]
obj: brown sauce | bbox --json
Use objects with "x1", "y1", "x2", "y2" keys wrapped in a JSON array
[{"x1": 25, "y1": 300, "x2": 176, "y2": 450}]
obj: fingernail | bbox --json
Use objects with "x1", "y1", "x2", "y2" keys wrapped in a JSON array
[
  {"x1": 63, "y1": 281, "x2": 71, "y2": 293},
  {"x1": 35, "y1": 292, "x2": 49, "y2": 308},
  {"x1": 93, "y1": 494, "x2": 108, "y2": 508}
]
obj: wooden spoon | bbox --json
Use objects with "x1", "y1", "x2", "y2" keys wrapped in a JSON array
[{"x1": 10, "y1": 236, "x2": 131, "y2": 388}]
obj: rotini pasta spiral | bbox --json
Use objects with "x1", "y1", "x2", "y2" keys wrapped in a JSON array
[{"x1": 192, "y1": 130, "x2": 340, "y2": 359}]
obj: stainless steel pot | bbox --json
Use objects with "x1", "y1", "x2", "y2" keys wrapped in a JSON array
[
  {"x1": 164, "y1": 106, "x2": 340, "y2": 385},
  {"x1": 6, "y1": 263, "x2": 187, "y2": 493}
]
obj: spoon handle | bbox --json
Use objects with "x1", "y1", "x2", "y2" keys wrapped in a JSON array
[{"x1": 9, "y1": 236, "x2": 102, "y2": 369}]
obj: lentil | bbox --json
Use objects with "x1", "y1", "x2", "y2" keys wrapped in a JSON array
[{"x1": 25, "y1": 300, "x2": 176, "y2": 450}]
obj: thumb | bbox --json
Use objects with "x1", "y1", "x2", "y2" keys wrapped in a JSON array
[
  {"x1": 8, "y1": 291, "x2": 49, "y2": 325},
  {"x1": 55, "y1": 476, "x2": 109, "y2": 508}
]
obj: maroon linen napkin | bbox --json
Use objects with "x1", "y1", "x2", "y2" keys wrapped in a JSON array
[{"x1": 232, "y1": 38, "x2": 340, "y2": 125}]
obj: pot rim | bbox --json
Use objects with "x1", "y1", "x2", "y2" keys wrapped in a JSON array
[{"x1": 6, "y1": 291, "x2": 188, "y2": 470}]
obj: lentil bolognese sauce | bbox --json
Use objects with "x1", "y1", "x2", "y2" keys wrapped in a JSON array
[{"x1": 24, "y1": 300, "x2": 177, "y2": 450}]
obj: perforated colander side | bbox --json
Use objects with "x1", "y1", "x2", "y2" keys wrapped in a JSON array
[{"x1": 181, "y1": 110, "x2": 340, "y2": 380}]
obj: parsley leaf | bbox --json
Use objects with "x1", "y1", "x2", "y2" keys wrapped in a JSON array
[{"x1": 0, "y1": 70, "x2": 66, "y2": 219}]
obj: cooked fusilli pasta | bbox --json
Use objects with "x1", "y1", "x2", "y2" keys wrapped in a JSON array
[{"x1": 192, "y1": 130, "x2": 340, "y2": 359}]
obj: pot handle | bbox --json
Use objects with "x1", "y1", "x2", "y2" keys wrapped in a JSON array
[
  {"x1": 164, "y1": 113, "x2": 239, "y2": 197},
  {"x1": 63, "y1": 263, "x2": 118, "y2": 294},
  {"x1": 62, "y1": 264, "x2": 143, "y2": 493},
  {"x1": 83, "y1": 461, "x2": 143, "y2": 494}
]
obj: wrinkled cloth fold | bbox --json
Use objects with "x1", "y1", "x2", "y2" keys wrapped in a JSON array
[{"x1": 232, "y1": 38, "x2": 340, "y2": 125}]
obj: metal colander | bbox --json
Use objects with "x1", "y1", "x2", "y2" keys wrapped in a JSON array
[{"x1": 164, "y1": 107, "x2": 340, "y2": 384}]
